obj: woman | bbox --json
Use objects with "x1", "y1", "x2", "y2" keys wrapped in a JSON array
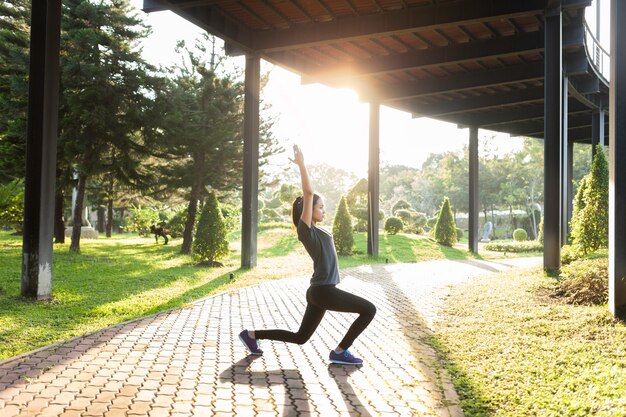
[{"x1": 239, "y1": 145, "x2": 376, "y2": 365}]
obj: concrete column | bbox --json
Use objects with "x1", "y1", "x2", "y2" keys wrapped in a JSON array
[
  {"x1": 543, "y1": 4, "x2": 563, "y2": 273},
  {"x1": 241, "y1": 54, "x2": 260, "y2": 269},
  {"x1": 468, "y1": 127, "x2": 479, "y2": 253},
  {"x1": 21, "y1": 0, "x2": 62, "y2": 299},
  {"x1": 367, "y1": 102, "x2": 380, "y2": 257},
  {"x1": 609, "y1": 0, "x2": 626, "y2": 316}
]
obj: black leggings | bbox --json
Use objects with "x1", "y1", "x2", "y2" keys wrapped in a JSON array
[{"x1": 255, "y1": 285, "x2": 376, "y2": 350}]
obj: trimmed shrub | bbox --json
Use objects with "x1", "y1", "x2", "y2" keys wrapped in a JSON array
[
  {"x1": 426, "y1": 216, "x2": 437, "y2": 229},
  {"x1": 570, "y1": 146, "x2": 608, "y2": 255},
  {"x1": 384, "y1": 217, "x2": 403, "y2": 235},
  {"x1": 484, "y1": 241, "x2": 543, "y2": 253},
  {"x1": 434, "y1": 197, "x2": 457, "y2": 246},
  {"x1": 560, "y1": 244, "x2": 579, "y2": 265},
  {"x1": 557, "y1": 257, "x2": 608, "y2": 305},
  {"x1": 392, "y1": 199, "x2": 412, "y2": 215},
  {"x1": 456, "y1": 228, "x2": 463, "y2": 239},
  {"x1": 513, "y1": 228, "x2": 527, "y2": 242},
  {"x1": 193, "y1": 192, "x2": 230, "y2": 266},
  {"x1": 537, "y1": 217, "x2": 544, "y2": 243},
  {"x1": 332, "y1": 196, "x2": 354, "y2": 255}
]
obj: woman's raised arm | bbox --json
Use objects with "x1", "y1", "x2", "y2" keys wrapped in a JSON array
[{"x1": 290, "y1": 144, "x2": 314, "y2": 227}]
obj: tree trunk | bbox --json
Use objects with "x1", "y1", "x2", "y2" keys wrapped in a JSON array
[
  {"x1": 180, "y1": 150, "x2": 206, "y2": 254},
  {"x1": 54, "y1": 189, "x2": 65, "y2": 244},
  {"x1": 106, "y1": 198, "x2": 113, "y2": 237},
  {"x1": 70, "y1": 173, "x2": 88, "y2": 252},
  {"x1": 97, "y1": 207, "x2": 105, "y2": 232}
]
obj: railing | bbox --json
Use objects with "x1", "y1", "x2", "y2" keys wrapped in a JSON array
[{"x1": 583, "y1": 19, "x2": 610, "y2": 83}]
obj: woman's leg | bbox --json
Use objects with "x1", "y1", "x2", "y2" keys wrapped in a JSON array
[
  {"x1": 309, "y1": 285, "x2": 376, "y2": 350},
  {"x1": 254, "y1": 288, "x2": 326, "y2": 345}
]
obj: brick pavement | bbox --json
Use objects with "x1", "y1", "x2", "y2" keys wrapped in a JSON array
[{"x1": 0, "y1": 258, "x2": 541, "y2": 417}]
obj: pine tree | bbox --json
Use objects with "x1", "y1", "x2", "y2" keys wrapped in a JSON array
[
  {"x1": 60, "y1": 0, "x2": 160, "y2": 252},
  {"x1": 0, "y1": 0, "x2": 30, "y2": 182},
  {"x1": 570, "y1": 145, "x2": 609, "y2": 255},
  {"x1": 434, "y1": 197, "x2": 457, "y2": 246},
  {"x1": 193, "y1": 192, "x2": 229, "y2": 266},
  {"x1": 332, "y1": 196, "x2": 354, "y2": 255}
]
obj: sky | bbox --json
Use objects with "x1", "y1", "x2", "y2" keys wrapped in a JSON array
[{"x1": 129, "y1": 0, "x2": 608, "y2": 177}]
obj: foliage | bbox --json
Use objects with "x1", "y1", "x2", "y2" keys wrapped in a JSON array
[
  {"x1": 165, "y1": 206, "x2": 188, "y2": 238},
  {"x1": 557, "y1": 257, "x2": 608, "y2": 305},
  {"x1": 537, "y1": 217, "x2": 544, "y2": 243},
  {"x1": 346, "y1": 178, "x2": 369, "y2": 228},
  {"x1": 192, "y1": 192, "x2": 230, "y2": 264},
  {"x1": 384, "y1": 217, "x2": 403, "y2": 235},
  {"x1": 512, "y1": 228, "x2": 527, "y2": 241},
  {"x1": 434, "y1": 197, "x2": 457, "y2": 246},
  {"x1": 332, "y1": 196, "x2": 354, "y2": 255},
  {"x1": 570, "y1": 146, "x2": 608, "y2": 255},
  {"x1": 392, "y1": 199, "x2": 412, "y2": 215},
  {"x1": 560, "y1": 244, "x2": 579, "y2": 265},
  {"x1": 0, "y1": 0, "x2": 30, "y2": 182},
  {"x1": 483, "y1": 241, "x2": 543, "y2": 253},
  {"x1": 0, "y1": 179, "x2": 23, "y2": 230},
  {"x1": 456, "y1": 228, "x2": 463, "y2": 239},
  {"x1": 125, "y1": 205, "x2": 160, "y2": 236}
]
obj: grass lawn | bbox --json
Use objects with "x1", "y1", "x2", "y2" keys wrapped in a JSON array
[
  {"x1": 432, "y1": 266, "x2": 626, "y2": 417},
  {"x1": 0, "y1": 227, "x2": 480, "y2": 361}
]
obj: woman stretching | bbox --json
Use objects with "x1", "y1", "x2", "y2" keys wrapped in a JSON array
[{"x1": 239, "y1": 145, "x2": 376, "y2": 365}]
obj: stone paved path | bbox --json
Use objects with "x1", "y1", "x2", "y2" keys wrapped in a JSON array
[{"x1": 0, "y1": 257, "x2": 541, "y2": 417}]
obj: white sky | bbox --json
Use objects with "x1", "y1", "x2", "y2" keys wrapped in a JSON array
[{"x1": 129, "y1": 0, "x2": 608, "y2": 176}]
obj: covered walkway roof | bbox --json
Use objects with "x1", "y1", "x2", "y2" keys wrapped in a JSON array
[{"x1": 143, "y1": 0, "x2": 607, "y2": 143}]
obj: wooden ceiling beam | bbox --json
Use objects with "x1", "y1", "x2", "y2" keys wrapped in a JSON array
[
  {"x1": 302, "y1": 31, "x2": 544, "y2": 80},
  {"x1": 412, "y1": 86, "x2": 545, "y2": 118},
  {"x1": 250, "y1": 0, "x2": 547, "y2": 52},
  {"x1": 363, "y1": 61, "x2": 544, "y2": 102}
]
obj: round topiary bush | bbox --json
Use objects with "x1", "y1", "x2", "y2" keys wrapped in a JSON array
[
  {"x1": 384, "y1": 217, "x2": 403, "y2": 235},
  {"x1": 513, "y1": 228, "x2": 528, "y2": 241},
  {"x1": 456, "y1": 228, "x2": 464, "y2": 239}
]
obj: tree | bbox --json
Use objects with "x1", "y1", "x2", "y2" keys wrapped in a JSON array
[
  {"x1": 60, "y1": 0, "x2": 160, "y2": 252},
  {"x1": 0, "y1": 0, "x2": 29, "y2": 182},
  {"x1": 193, "y1": 191, "x2": 229, "y2": 266},
  {"x1": 434, "y1": 197, "x2": 457, "y2": 246},
  {"x1": 570, "y1": 145, "x2": 608, "y2": 255},
  {"x1": 0, "y1": 178, "x2": 23, "y2": 231},
  {"x1": 332, "y1": 196, "x2": 353, "y2": 255},
  {"x1": 154, "y1": 36, "x2": 281, "y2": 253}
]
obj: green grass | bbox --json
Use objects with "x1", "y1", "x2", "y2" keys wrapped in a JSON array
[
  {"x1": 0, "y1": 227, "x2": 477, "y2": 361},
  {"x1": 431, "y1": 266, "x2": 626, "y2": 416}
]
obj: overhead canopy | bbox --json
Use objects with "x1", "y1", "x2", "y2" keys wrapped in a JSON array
[{"x1": 143, "y1": 0, "x2": 607, "y2": 143}]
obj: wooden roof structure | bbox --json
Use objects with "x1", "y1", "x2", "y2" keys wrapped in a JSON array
[{"x1": 143, "y1": 0, "x2": 608, "y2": 143}]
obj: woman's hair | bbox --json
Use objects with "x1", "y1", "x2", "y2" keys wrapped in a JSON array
[{"x1": 292, "y1": 194, "x2": 322, "y2": 226}]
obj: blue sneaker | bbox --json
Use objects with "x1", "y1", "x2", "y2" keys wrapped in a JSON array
[
  {"x1": 239, "y1": 330, "x2": 263, "y2": 355},
  {"x1": 329, "y1": 349, "x2": 363, "y2": 365}
]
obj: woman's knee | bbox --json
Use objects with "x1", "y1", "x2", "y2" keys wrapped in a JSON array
[
  {"x1": 294, "y1": 332, "x2": 313, "y2": 345},
  {"x1": 363, "y1": 301, "x2": 376, "y2": 319}
]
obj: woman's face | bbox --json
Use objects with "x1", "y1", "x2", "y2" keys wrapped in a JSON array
[{"x1": 313, "y1": 197, "x2": 325, "y2": 223}]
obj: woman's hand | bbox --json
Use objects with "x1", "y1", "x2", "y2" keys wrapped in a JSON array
[{"x1": 289, "y1": 144, "x2": 305, "y2": 167}]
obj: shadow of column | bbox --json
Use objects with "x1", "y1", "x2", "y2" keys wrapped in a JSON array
[{"x1": 219, "y1": 356, "x2": 311, "y2": 416}]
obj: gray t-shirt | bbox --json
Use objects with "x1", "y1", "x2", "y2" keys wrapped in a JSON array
[{"x1": 297, "y1": 219, "x2": 340, "y2": 286}]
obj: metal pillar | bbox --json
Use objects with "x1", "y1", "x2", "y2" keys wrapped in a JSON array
[
  {"x1": 543, "y1": 5, "x2": 562, "y2": 272},
  {"x1": 241, "y1": 54, "x2": 260, "y2": 269},
  {"x1": 561, "y1": 75, "x2": 570, "y2": 246},
  {"x1": 468, "y1": 127, "x2": 479, "y2": 253},
  {"x1": 21, "y1": 0, "x2": 62, "y2": 299},
  {"x1": 367, "y1": 102, "x2": 380, "y2": 257},
  {"x1": 609, "y1": 0, "x2": 626, "y2": 316}
]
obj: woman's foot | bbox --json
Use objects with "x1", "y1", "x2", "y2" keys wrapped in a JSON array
[
  {"x1": 239, "y1": 330, "x2": 263, "y2": 355},
  {"x1": 329, "y1": 349, "x2": 363, "y2": 365}
]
